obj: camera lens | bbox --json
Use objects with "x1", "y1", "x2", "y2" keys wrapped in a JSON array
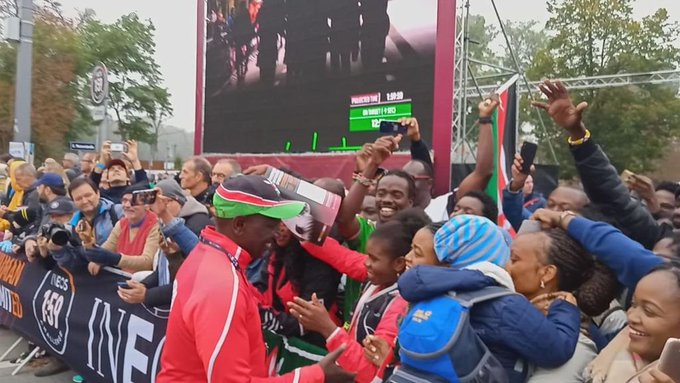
[{"x1": 51, "y1": 229, "x2": 70, "y2": 247}]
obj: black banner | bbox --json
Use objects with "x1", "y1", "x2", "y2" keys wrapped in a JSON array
[{"x1": 0, "y1": 252, "x2": 168, "y2": 383}]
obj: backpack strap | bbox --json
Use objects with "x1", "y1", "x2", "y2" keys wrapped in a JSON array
[
  {"x1": 448, "y1": 286, "x2": 516, "y2": 308},
  {"x1": 107, "y1": 204, "x2": 119, "y2": 227}
]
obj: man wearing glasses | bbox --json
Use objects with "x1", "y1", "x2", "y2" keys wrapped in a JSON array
[{"x1": 79, "y1": 153, "x2": 98, "y2": 179}]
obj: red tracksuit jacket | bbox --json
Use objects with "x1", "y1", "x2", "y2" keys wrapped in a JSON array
[{"x1": 157, "y1": 227, "x2": 324, "y2": 383}]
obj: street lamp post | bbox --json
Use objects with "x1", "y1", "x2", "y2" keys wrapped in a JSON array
[
  {"x1": 13, "y1": 0, "x2": 34, "y2": 144},
  {"x1": 2, "y1": 0, "x2": 35, "y2": 163}
]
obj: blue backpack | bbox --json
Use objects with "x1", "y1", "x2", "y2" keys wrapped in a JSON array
[{"x1": 387, "y1": 286, "x2": 514, "y2": 383}]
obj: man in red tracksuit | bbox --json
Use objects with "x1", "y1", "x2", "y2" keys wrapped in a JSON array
[{"x1": 157, "y1": 175, "x2": 355, "y2": 383}]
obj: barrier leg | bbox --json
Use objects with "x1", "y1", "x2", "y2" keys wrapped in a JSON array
[
  {"x1": 11, "y1": 345, "x2": 40, "y2": 376},
  {"x1": 0, "y1": 336, "x2": 23, "y2": 362}
]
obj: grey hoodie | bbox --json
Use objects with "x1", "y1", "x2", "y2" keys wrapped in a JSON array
[{"x1": 179, "y1": 196, "x2": 211, "y2": 236}]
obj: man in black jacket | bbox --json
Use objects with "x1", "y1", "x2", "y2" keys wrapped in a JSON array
[
  {"x1": 90, "y1": 140, "x2": 149, "y2": 204},
  {"x1": 401, "y1": 99, "x2": 498, "y2": 221},
  {"x1": 533, "y1": 79, "x2": 669, "y2": 250},
  {"x1": 179, "y1": 157, "x2": 214, "y2": 207}
]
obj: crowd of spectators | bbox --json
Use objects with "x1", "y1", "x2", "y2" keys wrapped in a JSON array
[{"x1": 0, "y1": 80, "x2": 678, "y2": 383}]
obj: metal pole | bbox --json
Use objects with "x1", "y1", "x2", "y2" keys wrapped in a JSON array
[
  {"x1": 489, "y1": 0, "x2": 558, "y2": 163},
  {"x1": 13, "y1": 0, "x2": 34, "y2": 144},
  {"x1": 95, "y1": 103, "x2": 103, "y2": 151},
  {"x1": 460, "y1": 0, "x2": 471, "y2": 162},
  {"x1": 450, "y1": 3, "x2": 465, "y2": 159},
  {"x1": 453, "y1": 0, "x2": 470, "y2": 163},
  {"x1": 0, "y1": 337, "x2": 24, "y2": 362},
  {"x1": 12, "y1": 346, "x2": 40, "y2": 376},
  {"x1": 467, "y1": 58, "x2": 517, "y2": 74}
]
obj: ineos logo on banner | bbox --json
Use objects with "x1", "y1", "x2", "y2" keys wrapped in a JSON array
[
  {"x1": 32, "y1": 270, "x2": 76, "y2": 355},
  {"x1": 90, "y1": 63, "x2": 109, "y2": 105}
]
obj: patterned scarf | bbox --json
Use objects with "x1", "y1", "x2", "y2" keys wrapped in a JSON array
[{"x1": 585, "y1": 326, "x2": 658, "y2": 383}]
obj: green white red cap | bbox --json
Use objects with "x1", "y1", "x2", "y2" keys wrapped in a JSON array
[{"x1": 212, "y1": 175, "x2": 306, "y2": 220}]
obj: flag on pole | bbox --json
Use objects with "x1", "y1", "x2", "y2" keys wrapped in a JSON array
[{"x1": 484, "y1": 75, "x2": 519, "y2": 233}]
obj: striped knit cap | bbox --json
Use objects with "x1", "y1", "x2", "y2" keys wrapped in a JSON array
[{"x1": 434, "y1": 214, "x2": 510, "y2": 268}]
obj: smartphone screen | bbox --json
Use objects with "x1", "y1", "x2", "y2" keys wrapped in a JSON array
[
  {"x1": 621, "y1": 169, "x2": 635, "y2": 184},
  {"x1": 520, "y1": 142, "x2": 538, "y2": 175},
  {"x1": 132, "y1": 189, "x2": 158, "y2": 206},
  {"x1": 659, "y1": 338, "x2": 680, "y2": 382},
  {"x1": 117, "y1": 281, "x2": 131, "y2": 289},
  {"x1": 379, "y1": 120, "x2": 407, "y2": 135},
  {"x1": 110, "y1": 143, "x2": 125, "y2": 152}
]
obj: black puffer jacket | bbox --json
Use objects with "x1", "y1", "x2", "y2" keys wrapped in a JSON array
[{"x1": 570, "y1": 139, "x2": 670, "y2": 249}]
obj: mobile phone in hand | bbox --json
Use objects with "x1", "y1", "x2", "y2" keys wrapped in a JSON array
[
  {"x1": 132, "y1": 189, "x2": 158, "y2": 206},
  {"x1": 76, "y1": 220, "x2": 85, "y2": 232},
  {"x1": 117, "y1": 281, "x2": 131, "y2": 289},
  {"x1": 620, "y1": 169, "x2": 635, "y2": 184},
  {"x1": 110, "y1": 143, "x2": 128, "y2": 153},
  {"x1": 520, "y1": 141, "x2": 538, "y2": 175},
  {"x1": 379, "y1": 120, "x2": 407, "y2": 135},
  {"x1": 159, "y1": 229, "x2": 169, "y2": 247},
  {"x1": 658, "y1": 338, "x2": 680, "y2": 382}
]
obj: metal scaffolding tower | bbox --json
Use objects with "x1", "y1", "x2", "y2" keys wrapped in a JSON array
[
  {"x1": 451, "y1": 0, "x2": 680, "y2": 164},
  {"x1": 462, "y1": 70, "x2": 680, "y2": 98}
]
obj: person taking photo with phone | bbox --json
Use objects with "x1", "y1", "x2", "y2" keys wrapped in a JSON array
[
  {"x1": 82, "y1": 183, "x2": 160, "y2": 274},
  {"x1": 91, "y1": 140, "x2": 149, "y2": 204},
  {"x1": 119, "y1": 180, "x2": 205, "y2": 307}
]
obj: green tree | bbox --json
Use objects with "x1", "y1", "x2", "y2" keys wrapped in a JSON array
[
  {"x1": 502, "y1": 20, "x2": 549, "y2": 73},
  {"x1": 0, "y1": 0, "x2": 16, "y2": 19},
  {"x1": 456, "y1": 14, "x2": 501, "y2": 83},
  {"x1": 466, "y1": 15, "x2": 499, "y2": 67},
  {"x1": 528, "y1": 0, "x2": 680, "y2": 177},
  {"x1": 0, "y1": 3, "x2": 91, "y2": 160},
  {"x1": 78, "y1": 13, "x2": 172, "y2": 144}
]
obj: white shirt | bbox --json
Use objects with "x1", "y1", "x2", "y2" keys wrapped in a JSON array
[{"x1": 424, "y1": 192, "x2": 452, "y2": 222}]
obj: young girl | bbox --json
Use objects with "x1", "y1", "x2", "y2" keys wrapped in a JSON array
[{"x1": 289, "y1": 209, "x2": 430, "y2": 383}]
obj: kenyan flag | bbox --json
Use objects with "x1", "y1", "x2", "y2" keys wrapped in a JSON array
[{"x1": 484, "y1": 75, "x2": 519, "y2": 232}]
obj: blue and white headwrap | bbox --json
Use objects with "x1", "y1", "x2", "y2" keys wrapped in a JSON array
[{"x1": 434, "y1": 215, "x2": 510, "y2": 268}]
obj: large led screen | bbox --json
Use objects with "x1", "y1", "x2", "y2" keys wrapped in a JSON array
[{"x1": 202, "y1": 0, "x2": 437, "y2": 153}]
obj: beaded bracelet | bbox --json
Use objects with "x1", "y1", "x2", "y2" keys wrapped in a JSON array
[{"x1": 352, "y1": 173, "x2": 373, "y2": 187}]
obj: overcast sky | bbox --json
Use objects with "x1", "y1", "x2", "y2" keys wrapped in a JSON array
[{"x1": 57, "y1": 0, "x2": 680, "y2": 133}]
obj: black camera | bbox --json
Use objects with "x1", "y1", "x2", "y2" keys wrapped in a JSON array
[{"x1": 40, "y1": 223, "x2": 72, "y2": 247}]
